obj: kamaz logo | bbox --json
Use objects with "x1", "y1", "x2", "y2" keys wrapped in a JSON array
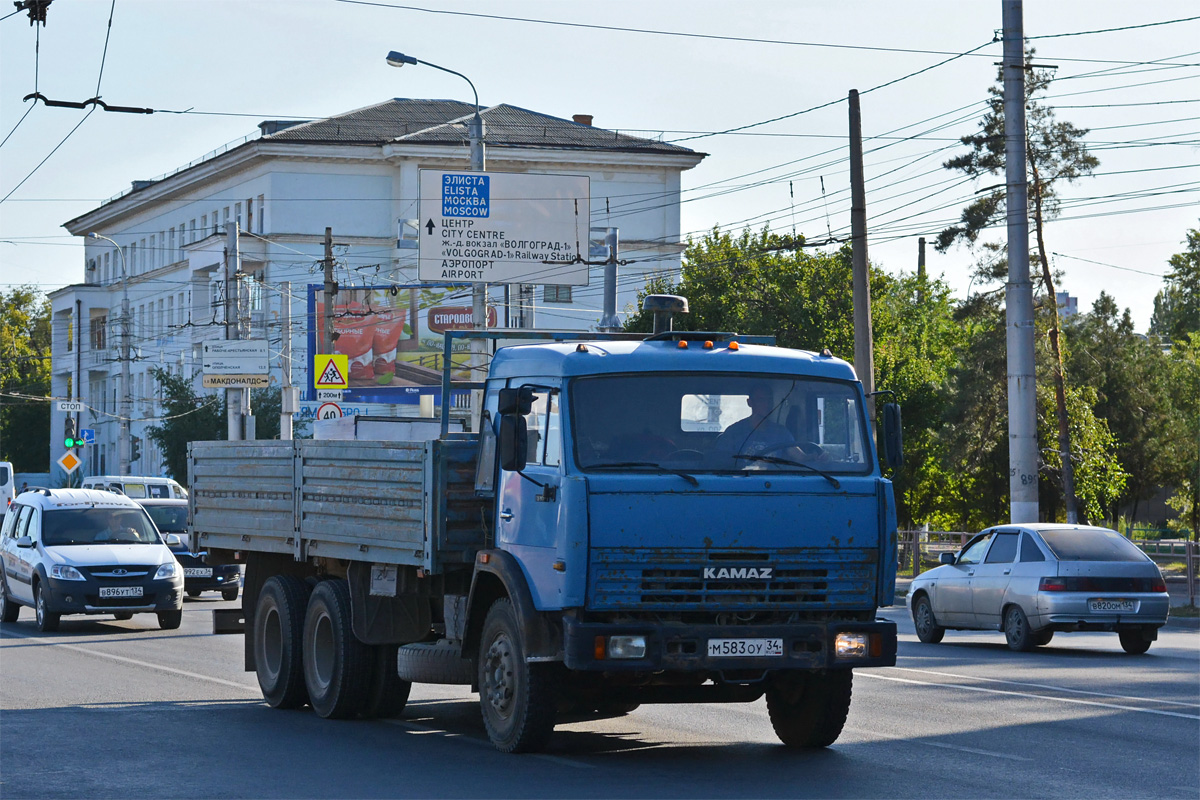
[{"x1": 703, "y1": 567, "x2": 773, "y2": 580}]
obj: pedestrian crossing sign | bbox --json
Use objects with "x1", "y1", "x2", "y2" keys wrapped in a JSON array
[{"x1": 314, "y1": 354, "x2": 349, "y2": 389}]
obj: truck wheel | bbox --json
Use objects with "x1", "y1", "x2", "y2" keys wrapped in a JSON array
[
  {"x1": 766, "y1": 670, "x2": 853, "y2": 748},
  {"x1": 478, "y1": 598, "x2": 559, "y2": 753},
  {"x1": 396, "y1": 641, "x2": 476, "y2": 685},
  {"x1": 34, "y1": 582, "x2": 60, "y2": 633},
  {"x1": 0, "y1": 576, "x2": 20, "y2": 623},
  {"x1": 360, "y1": 644, "x2": 412, "y2": 719},
  {"x1": 254, "y1": 575, "x2": 311, "y2": 709},
  {"x1": 158, "y1": 609, "x2": 183, "y2": 630},
  {"x1": 303, "y1": 579, "x2": 370, "y2": 719}
]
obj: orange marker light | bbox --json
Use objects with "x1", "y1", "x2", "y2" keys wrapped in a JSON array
[
  {"x1": 703, "y1": 340, "x2": 714, "y2": 349},
  {"x1": 594, "y1": 636, "x2": 607, "y2": 660},
  {"x1": 677, "y1": 340, "x2": 689, "y2": 349},
  {"x1": 728, "y1": 341, "x2": 740, "y2": 351}
]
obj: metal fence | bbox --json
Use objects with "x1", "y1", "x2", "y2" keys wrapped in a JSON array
[{"x1": 898, "y1": 530, "x2": 1198, "y2": 607}]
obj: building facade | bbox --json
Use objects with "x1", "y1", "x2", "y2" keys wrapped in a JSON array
[{"x1": 48, "y1": 99, "x2": 703, "y2": 480}]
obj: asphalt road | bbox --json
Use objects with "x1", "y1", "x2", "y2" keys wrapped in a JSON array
[{"x1": 2, "y1": 597, "x2": 1197, "y2": 800}]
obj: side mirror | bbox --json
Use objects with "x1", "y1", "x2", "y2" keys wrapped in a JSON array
[
  {"x1": 882, "y1": 402, "x2": 904, "y2": 469},
  {"x1": 939, "y1": 552, "x2": 956, "y2": 565},
  {"x1": 498, "y1": 414, "x2": 528, "y2": 472},
  {"x1": 498, "y1": 385, "x2": 534, "y2": 415},
  {"x1": 15, "y1": 535, "x2": 33, "y2": 549},
  {"x1": 165, "y1": 534, "x2": 182, "y2": 547}
]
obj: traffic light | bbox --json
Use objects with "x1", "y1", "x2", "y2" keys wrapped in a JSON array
[
  {"x1": 63, "y1": 417, "x2": 84, "y2": 449},
  {"x1": 131, "y1": 435, "x2": 142, "y2": 462}
]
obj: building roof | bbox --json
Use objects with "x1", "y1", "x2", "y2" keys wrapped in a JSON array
[{"x1": 263, "y1": 99, "x2": 698, "y2": 155}]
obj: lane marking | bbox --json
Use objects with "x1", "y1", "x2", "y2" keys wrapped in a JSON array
[
  {"x1": 532, "y1": 753, "x2": 596, "y2": 770},
  {"x1": 858, "y1": 671, "x2": 1200, "y2": 720},
  {"x1": 1, "y1": 628, "x2": 258, "y2": 693},
  {"x1": 886, "y1": 665, "x2": 1200, "y2": 708},
  {"x1": 920, "y1": 740, "x2": 1031, "y2": 761},
  {"x1": 385, "y1": 719, "x2": 594, "y2": 767}
]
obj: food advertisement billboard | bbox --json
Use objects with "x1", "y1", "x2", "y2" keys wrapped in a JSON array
[{"x1": 305, "y1": 284, "x2": 494, "y2": 404}]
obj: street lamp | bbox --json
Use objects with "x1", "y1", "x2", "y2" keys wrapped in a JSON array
[
  {"x1": 87, "y1": 232, "x2": 131, "y2": 475},
  {"x1": 386, "y1": 50, "x2": 491, "y2": 424}
]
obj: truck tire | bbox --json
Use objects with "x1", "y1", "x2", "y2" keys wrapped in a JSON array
[
  {"x1": 254, "y1": 575, "x2": 311, "y2": 709},
  {"x1": 478, "y1": 598, "x2": 559, "y2": 753},
  {"x1": 303, "y1": 579, "x2": 371, "y2": 719},
  {"x1": 766, "y1": 670, "x2": 853, "y2": 748},
  {"x1": 360, "y1": 644, "x2": 412, "y2": 719},
  {"x1": 396, "y1": 641, "x2": 476, "y2": 685}
]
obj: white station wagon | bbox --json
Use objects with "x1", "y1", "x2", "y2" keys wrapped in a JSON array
[{"x1": 0, "y1": 488, "x2": 184, "y2": 631}]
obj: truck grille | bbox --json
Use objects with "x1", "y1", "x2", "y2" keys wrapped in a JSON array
[{"x1": 589, "y1": 548, "x2": 877, "y2": 611}]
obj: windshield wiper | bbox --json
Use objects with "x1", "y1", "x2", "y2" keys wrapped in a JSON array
[
  {"x1": 587, "y1": 461, "x2": 700, "y2": 487},
  {"x1": 733, "y1": 454, "x2": 841, "y2": 488}
]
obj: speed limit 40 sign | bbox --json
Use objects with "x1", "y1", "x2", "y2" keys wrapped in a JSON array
[{"x1": 316, "y1": 402, "x2": 343, "y2": 420}]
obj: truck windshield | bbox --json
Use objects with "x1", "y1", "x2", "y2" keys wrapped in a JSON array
[
  {"x1": 571, "y1": 373, "x2": 871, "y2": 474},
  {"x1": 42, "y1": 508, "x2": 163, "y2": 546}
]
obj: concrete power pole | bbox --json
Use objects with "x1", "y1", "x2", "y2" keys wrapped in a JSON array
[
  {"x1": 119, "y1": 247, "x2": 132, "y2": 474},
  {"x1": 280, "y1": 281, "x2": 295, "y2": 440},
  {"x1": 468, "y1": 110, "x2": 488, "y2": 430},
  {"x1": 225, "y1": 223, "x2": 241, "y2": 441},
  {"x1": 848, "y1": 89, "x2": 877, "y2": 424},
  {"x1": 599, "y1": 228, "x2": 621, "y2": 331},
  {"x1": 1003, "y1": 0, "x2": 1039, "y2": 523}
]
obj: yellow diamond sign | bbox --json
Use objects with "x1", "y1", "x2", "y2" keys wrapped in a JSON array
[{"x1": 58, "y1": 450, "x2": 82, "y2": 474}]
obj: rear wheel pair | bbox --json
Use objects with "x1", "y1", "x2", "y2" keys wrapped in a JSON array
[
  {"x1": 766, "y1": 670, "x2": 853, "y2": 748},
  {"x1": 253, "y1": 576, "x2": 410, "y2": 718}
]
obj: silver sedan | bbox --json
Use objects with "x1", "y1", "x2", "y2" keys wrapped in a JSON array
[{"x1": 906, "y1": 524, "x2": 1170, "y2": 653}]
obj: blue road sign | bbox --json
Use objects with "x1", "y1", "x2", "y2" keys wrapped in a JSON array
[{"x1": 81, "y1": 428, "x2": 95, "y2": 445}]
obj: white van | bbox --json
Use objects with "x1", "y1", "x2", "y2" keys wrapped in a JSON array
[
  {"x1": 0, "y1": 462, "x2": 14, "y2": 524},
  {"x1": 80, "y1": 475, "x2": 187, "y2": 500}
]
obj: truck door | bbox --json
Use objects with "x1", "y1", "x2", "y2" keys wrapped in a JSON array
[
  {"x1": 969, "y1": 531, "x2": 1019, "y2": 628},
  {"x1": 496, "y1": 384, "x2": 563, "y2": 608},
  {"x1": 937, "y1": 531, "x2": 992, "y2": 627}
]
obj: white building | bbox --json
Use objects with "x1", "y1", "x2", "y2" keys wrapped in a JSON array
[{"x1": 49, "y1": 99, "x2": 704, "y2": 480}]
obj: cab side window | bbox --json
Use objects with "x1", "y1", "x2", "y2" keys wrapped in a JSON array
[
  {"x1": 958, "y1": 532, "x2": 993, "y2": 565},
  {"x1": 521, "y1": 389, "x2": 561, "y2": 469},
  {"x1": 985, "y1": 532, "x2": 1019, "y2": 563},
  {"x1": 1, "y1": 505, "x2": 21, "y2": 538},
  {"x1": 14, "y1": 505, "x2": 34, "y2": 540}
]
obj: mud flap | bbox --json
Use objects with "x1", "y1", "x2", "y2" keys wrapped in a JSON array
[{"x1": 347, "y1": 562, "x2": 431, "y2": 645}]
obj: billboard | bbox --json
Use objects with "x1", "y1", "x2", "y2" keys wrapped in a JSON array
[{"x1": 306, "y1": 284, "x2": 494, "y2": 404}]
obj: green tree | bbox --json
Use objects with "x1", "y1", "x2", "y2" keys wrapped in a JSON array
[
  {"x1": 937, "y1": 50, "x2": 1099, "y2": 523},
  {"x1": 1149, "y1": 223, "x2": 1200, "y2": 343},
  {"x1": 0, "y1": 286, "x2": 52, "y2": 471},
  {"x1": 1162, "y1": 333, "x2": 1200, "y2": 539},
  {"x1": 146, "y1": 368, "x2": 225, "y2": 484}
]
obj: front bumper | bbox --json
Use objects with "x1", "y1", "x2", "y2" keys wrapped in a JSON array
[
  {"x1": 563, "y1": 617, "x2": 897, "y2": 671},
  {"x1": 45, "y1": 575, "x2": 183, "y2": 615}
]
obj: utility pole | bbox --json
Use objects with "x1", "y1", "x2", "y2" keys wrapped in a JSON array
[
  {"x1": 87, "y1": 232, "x2": 130, "y2": 473},
  {"x1": 917, "y1": 237, "x2": 927, "y2": 306},
  {"x1": 848, "y1": 89, "x2": 877, "y2": 424},
  {"x1": 1003, "y1": 0, "x2": 1039, "y2": 523},
  {"x1": 225, "y1": 222, "x2": 241, "y2": 441},
  {"x1": 75, "y1": 299, "x2": 82, "y2": 477},
  {"x1": 322, "y1": 227, "x2": 335, "y2": 355},
  {"x1": 280, "y1": 281, "x2": 295, "y2": 440},
  {"x1": 467, "y1": 106, "x2": 488, "y2": 431},
  {"x1": 598, "y1": 228, "x2": 621, "y2": 331}
]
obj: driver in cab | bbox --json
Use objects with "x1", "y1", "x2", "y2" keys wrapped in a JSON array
[{"x1": 714, "y1": 385, "x2": 795, "y2": 464}]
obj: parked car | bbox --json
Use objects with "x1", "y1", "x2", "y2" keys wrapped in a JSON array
[
  {"x1": 136, "y1": 498, "x2": 241, "y2": 601},
  {"x1": 81, "y1": 475, "x2": 187, "y2": 500},
  {"x1": 907, "y1": 524, "x2": 1169, "y2": 654},
  {"x1": 0, "y1": 488, "x2": 184, "y2": 631}
]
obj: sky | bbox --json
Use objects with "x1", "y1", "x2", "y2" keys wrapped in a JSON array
[{"x1": 2, "y1": 0, "x2": 1198, "y2": 332}]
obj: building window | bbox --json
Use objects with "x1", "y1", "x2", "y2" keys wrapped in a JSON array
[
  {"x1": 190, "y1": 219, "x2": 196, "y2": 243},
  {"x1": 66, "y1": 319, "x2": 73, "y2": 352},
  {"x1": 167, "y1": 295, "x2": 174, "y2": 329},
  {"x1": 212, "y1": 210, "x2": 219, "y2": 236},
  {"x1": 178, "y1": 292, "x2": 186, "y2": 325},
  {"x1": 257, "y1": 195, "x2": 265, "y2": 233},
  {"x1": 543, "y1": 285, "x2": 572, "y2": 303},
  {"x1": 130, "y1": 242, "x2": 137, "y2": 274},
  {"x1": 103, "y1": 252, "x2": 110, "y2": 283},
  {"x1": 235, "y1": 202, "x2": 242, "y2": 226},
  {"x1": 92, "y1": 315, "x2": 107, "y2": 351}
]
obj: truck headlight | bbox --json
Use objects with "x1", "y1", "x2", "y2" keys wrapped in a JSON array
[
  {"x1": 154, "y1": 562, "x2": 178, "y2": 580},
  {"x1": 607, "y1": 635, "x2": 647, "y2": 659},
  {"x1": 834, "y1": 632, "x2": 868, "y2": 659},
  {"x1": 50, "y1": 564, "x2": 86, "y2": 581}
]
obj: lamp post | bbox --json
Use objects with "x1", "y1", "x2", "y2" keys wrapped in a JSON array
[
  {"x1": 88, "y1": 232, "x2": 131, "y2": 474},
  {"x1": 386, "y1": 51, "x2": 490, "y2": 426}
]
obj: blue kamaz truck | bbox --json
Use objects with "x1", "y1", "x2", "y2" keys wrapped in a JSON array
[{"x1": 189, "y1": 298, "x2": 901, "y2": 752}]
